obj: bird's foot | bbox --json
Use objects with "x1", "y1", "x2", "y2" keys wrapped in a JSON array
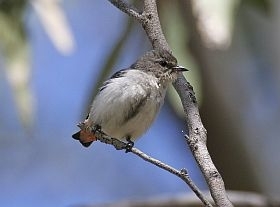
[
  {"x1": 125, "y1": 137, "x2": 134, "y2": 153},
  {"x1": 92, "y1": 124, "x2": 102, "y2": 133}
]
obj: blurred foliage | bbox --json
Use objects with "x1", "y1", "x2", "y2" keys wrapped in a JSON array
[
  {"x1": 0, "y1": 0, "x2": 26, "y2": 15},
  {"x1": 0, "y1": 0, "x2": 27, "y2": 58},
  {"x1": 0, "y1": 0, "x2": 32, "y2": 129},
  {"x1": 241, "y1": 0, "x2": 271, "y2": 14}
]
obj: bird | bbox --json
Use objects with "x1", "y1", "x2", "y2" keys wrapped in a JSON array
[{"x1": 72, "y1": 49, "x2": 188, "y2": 150}]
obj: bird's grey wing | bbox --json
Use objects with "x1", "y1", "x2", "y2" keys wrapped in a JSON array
[
  {"x1": 99, "y1": 69, "x2": 128, "y2": 92},
  {"x1": 122, "y1": 89, "x2": 151, "y2": 124},
  {"x1": 92, "y1": 69, "x2": 152, "y2": 125}
]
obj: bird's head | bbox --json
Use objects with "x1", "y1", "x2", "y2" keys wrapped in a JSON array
[{"x1": 132, "y1": 49, "x2": 188, "y2": 83}]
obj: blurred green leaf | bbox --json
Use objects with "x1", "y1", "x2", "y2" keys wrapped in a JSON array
[
  {"x1": 242, "y1": 0, "x2": 271, "y2": 14},
  {"x1": 0, "y1": 0, "x2": 27, "y2": 57},
  {"x1": 0, "y1": 0, "x2": 33, "y2": 130}
]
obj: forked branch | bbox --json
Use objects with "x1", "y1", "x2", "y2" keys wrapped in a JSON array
[{"x1": 77, "y1": 122, "x2": 212, "y2": 206}]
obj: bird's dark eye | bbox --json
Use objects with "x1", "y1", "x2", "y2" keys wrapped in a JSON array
[{"x1": 159, "y1": 60, "x2": 168, "y2": 67}]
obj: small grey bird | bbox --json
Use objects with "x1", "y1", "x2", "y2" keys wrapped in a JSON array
[{"x1": 72, "y1": 49, "x2": 187, "y2": 149}]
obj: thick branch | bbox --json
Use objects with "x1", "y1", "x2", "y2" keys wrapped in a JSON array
[
  {"x1": 142, "y1": 1, "x2": 170, "y2": 51},
  {"x1": 174, "y1": 77, "x2": 233, "y2": 207}
]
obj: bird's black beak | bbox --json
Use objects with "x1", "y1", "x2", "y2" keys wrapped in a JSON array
[{"x1": 172, "y1": 65, "x2": 188, "y2": 72}]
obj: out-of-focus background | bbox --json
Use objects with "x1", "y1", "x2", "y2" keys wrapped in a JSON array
[{"x1": 0, "y1": 0, "x2": 279, "y2": 206}]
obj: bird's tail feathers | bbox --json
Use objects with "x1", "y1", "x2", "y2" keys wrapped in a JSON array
[
  {"x1": 72, "y1": 129, "x2": 96, "y2": 148},
  {"x1": 72, "y1": 131, "x2": 81, "y2": 140}
]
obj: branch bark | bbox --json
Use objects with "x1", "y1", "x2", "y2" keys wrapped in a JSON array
[
  {"x1": 107, "y1": 0, "x2": 233, "y2": 206},
  {"x1": 77, "y1": 122, "x2": 212, "y2": 206},
  {"x1": 108, "y1": 0, "x2": 143, "y2": 21},
  {"x1": 131, "y1": 148, "x2": 212, "y2": 207}
]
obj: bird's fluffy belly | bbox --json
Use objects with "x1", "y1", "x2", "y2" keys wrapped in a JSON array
[
  {"x1": 89, "y1": 70, "x2": 165, "y2": 141},
  {"x1": 102, "y1": 96, "x2": 160, "y2": 141}
]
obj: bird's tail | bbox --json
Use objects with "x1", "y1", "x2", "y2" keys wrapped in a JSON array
[{"x1": 72, "y1": 129, "x2": 96, "y2": 147}]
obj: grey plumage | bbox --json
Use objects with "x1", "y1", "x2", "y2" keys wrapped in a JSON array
[{"x1": 72, "y1": 49, "x2": 187, "y2": 147}]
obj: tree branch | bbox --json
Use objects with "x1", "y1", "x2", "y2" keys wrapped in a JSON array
[
  {"x1": 174, "y1": 76, "x2": 233, "y2": 207},
  {"x1": 106, "y1": 0, "x2": 233, "y2": 206},
  {"x1": 141, "y1": 1, "x2": 170, "y2": 51},
  {"x1": 108, "y1": 0, "x2": 143, "y2": 22},
  {"x1": 77, "y1": 122, "x2": 212, "y2": 207},
  {"x1": 130, "y1": 148, "x2": 212, "y2": 207}
]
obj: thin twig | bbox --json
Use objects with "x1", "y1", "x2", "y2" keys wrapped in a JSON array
[
  {"x1": 130, "y1": 148, "x2": 213, "y2": 207},
  {"x1": 108, "y1": 0, "x2": 143, "y2": 21},
  {"x1": 77, "y1": 122, "x2": 212, "y2": 206}
]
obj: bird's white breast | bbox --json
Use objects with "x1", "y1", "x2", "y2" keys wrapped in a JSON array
[{"x1": 88, "y1": 69, "x2": 167, "y2": 141}]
